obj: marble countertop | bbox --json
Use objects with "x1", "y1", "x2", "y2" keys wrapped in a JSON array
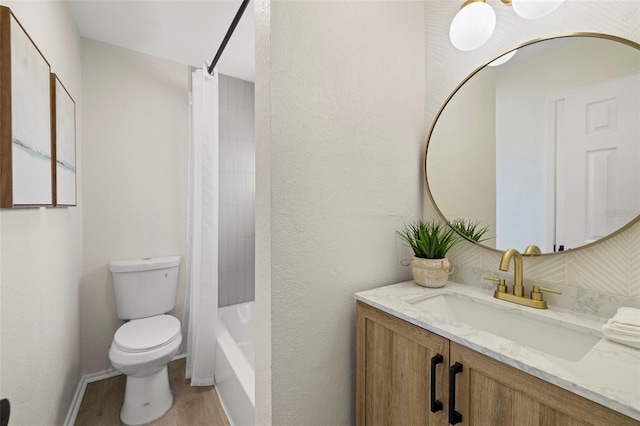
[{"x1": 355, "y1": 281, "x2": 640, "y2": 420}]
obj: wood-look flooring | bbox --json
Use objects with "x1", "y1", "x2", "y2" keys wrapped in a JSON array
[{"x1": 75, "y1": 358, "x2": 230, "y2": 426}]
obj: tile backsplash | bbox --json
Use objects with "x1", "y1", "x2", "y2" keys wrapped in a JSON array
[
  {"x1": 218, "y1": 74, "x2": 255, "y2": 307},
  {"x1": 449, "y1": 220, "x2": 640, "y2": 318}
]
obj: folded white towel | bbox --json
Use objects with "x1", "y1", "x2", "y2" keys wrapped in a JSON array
[
  {"x1": 604, "y1": 320, "x2": 640, "y2": 337},
  {"x1": 607, "y1": 318, "x2": 640, "y2": 335},
  {"x1": 602, "y1": 324, "x2": 640, "y2": 349},
  {"x1": 610, "y1": 307, "x2": 640, "y2": 328}
]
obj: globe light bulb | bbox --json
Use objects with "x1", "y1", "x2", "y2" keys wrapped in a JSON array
[
  {"x1": 488, "y1": 49, "x2": 518, "y2": 66},
  {"x1": 512, "y1": 0, "x2": 564, "y2": 19},
  {"x1": 449, "y1": 1, "x2": 497, "y2": 51}
]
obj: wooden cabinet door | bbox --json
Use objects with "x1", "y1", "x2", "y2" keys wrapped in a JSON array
[
  {"x1": 450, "y1": 342, "x2": 638, "y2": 426},
  {"x1": 356, "y1": 302, "x2": 449, "y2": 426}
]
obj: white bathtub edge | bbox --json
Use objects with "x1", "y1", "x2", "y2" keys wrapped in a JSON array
[{"x1": 216, "y1": 326, "x2": 256, "y2": 407}]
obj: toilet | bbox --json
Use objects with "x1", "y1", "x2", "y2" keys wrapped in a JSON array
[{"x1": 108, "y1": 256, "x2": 182, "y2": 426}]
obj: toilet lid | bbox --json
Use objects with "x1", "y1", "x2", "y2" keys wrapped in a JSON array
[{"x1": 114, "y1": 315, "x2": 181, "y2": 353}]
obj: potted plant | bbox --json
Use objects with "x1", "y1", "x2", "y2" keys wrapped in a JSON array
[
  {"x1": 451, "y1": 218, "x2": 491, "y2": 243},
  {"x1": 396, "y1": 219, "x2": 459, "y2": 288}
]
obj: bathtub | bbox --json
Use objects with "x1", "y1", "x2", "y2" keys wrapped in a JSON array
[{"x1": 215, "y1": 301, "x2": 255, "y2": 426}]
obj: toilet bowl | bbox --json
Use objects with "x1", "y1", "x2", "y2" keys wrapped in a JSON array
[
  {"x1": 109, "y1": 256, "x2": 182, "y2": 426},
  {"x1": 109, "y1": 314, "x2": 182, "y2": 426}
]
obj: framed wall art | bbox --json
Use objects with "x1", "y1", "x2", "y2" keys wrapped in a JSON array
[
  {"x1": 51, "y1": 74, "x2": 76, "y2": 206},
  {"x1": 0, "y1": 6, "x2": 53, "y2": 208}
]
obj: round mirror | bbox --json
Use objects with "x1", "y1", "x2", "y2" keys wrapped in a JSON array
[{"x1": 426, "y1": 34, "x2": 640, "y2": 254}]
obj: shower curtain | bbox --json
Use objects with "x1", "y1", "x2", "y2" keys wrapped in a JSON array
[{"x1": 184, "y1": 66, "x2": 219, "y2": 385}]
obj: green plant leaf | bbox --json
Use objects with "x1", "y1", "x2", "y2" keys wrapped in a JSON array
[
  {"x1": 451, "y1": 218, "x2": 492, "y2": 243},
  {"x1": 396, "y1": 219, "x2": 460, "y2": 259}
]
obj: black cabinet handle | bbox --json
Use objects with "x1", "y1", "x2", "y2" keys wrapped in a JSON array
[
  {"x1": 430, "y1": 354, "x2": 443, "y2": 413},
  {"x1": 1, "y1": 399, "x2": 10, "y2": 426},
  {"x1": 449, "y1": 362, "x2": 463, "y2": 425}
]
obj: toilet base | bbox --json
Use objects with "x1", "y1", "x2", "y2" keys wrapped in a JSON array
[{"x1": 120, "y1": 365, "x2": 173, "y2": 426}]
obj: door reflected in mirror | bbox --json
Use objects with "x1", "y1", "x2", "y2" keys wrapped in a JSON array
[{"x1": 426, "y1": 34, "x2": 640, "y2": 254}]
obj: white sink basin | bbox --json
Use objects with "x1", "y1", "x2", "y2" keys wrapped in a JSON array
[{"x1": 405, "y1": 292, "x2": 602, "y2": 362}]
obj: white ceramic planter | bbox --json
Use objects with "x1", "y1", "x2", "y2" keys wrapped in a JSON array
[{"x1": 411, "y1": 257, "x2": 454, "y2": 288}]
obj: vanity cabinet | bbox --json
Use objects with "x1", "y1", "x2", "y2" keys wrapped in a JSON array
[
  {"x1": 356, "y1": 301, "x2": 638, "y2": 426},
  {"x1": 449, "y1": 342, "x2": 638, "y2": 426},
  {"x1": 356, "y1": 301, "x2": 449, "y2": 426}
]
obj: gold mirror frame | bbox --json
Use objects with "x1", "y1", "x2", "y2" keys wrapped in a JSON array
[{"x1": 424, "y1": 32, "x2": 640, "y2": 256}]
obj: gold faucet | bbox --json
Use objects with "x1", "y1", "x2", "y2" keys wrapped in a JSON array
[
  {"x1": 523, "y1": 244, "x2": 542, "y2": 256},
  {"x1": 484, "y1": 247, "x2": 561, "y2": 309},
  {"x1": 500, "y1": 248, "x2": 524, "y2": 296}
]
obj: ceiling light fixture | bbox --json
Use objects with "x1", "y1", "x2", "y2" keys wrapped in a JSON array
[
  {"x1": 449, "y1": 0, "x2": 564, "y2": 51},
  {"x1": 510, "y1": 0, "x2": 564, "y2": 20},
  {"x1": 488, "y1": 49, "x2": 518, "y2": 66},
  {"x1": 449, "y1": 0, "x2": 496, "y2": 52}
]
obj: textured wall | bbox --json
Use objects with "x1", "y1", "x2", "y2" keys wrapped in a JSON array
[
  {"x1": 254, "y1": 0, "x2": 272, "y2": 422},
  {"x1": 425, "y1": 0, "x2": 640, "y2": 304},
  {"x1": 80, "y1": 39, "x2": 189, "y2": 374},
  {"x1": 218, "y1": 74, "x2": 255, "y2": 307},
  {"x1": 0, "y1": 1, "x2": 83, "y2": 424},
  {"x1": 259, "y1": 1, "x2": 425, "y2": 424}
]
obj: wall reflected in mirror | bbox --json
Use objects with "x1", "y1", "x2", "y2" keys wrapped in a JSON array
[{"x1": 426, "y1": 35, "x2": 640, "y2": 254}]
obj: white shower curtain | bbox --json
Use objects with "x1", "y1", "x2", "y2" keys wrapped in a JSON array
[{"x1": 184, "y1": 66, "x2": 219, "y2": 385}]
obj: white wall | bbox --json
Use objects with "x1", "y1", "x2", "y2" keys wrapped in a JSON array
[
  {"x1": 80, "y1": 38, "x2": 189, "y2": 374},
  {"x1": 0, "y1": 1, "x2": 82, "y2": 424},
  {"x1": 256, "y1": 1, "x2": 425, "y2": 424},
  {"x1": 425, "y1": 1, "x2": 640, "y2": 301},
  {"x1": 254, "y1": 0, "x2": 271, "y2": 422}
]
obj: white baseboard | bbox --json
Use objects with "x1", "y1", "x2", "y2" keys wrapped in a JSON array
[
  {"x1": 63, "y1": 367, "x2": 121, "y2": 426},
  {"x1": 64, "y1": 352, "x2": 187, "y2": 426}
]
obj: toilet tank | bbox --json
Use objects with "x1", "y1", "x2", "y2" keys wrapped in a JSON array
[{"x1": 110, "y1": 256, "x2": 180, "y2": 320}]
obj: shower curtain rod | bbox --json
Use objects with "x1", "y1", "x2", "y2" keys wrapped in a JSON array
[{"x1": 207, "y1": 0, "x2": 251, "y2": 76}]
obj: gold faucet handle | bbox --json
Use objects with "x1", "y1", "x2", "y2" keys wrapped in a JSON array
[
  {"x1": 531, "y1": 285, "x2": 562, "y2": 301},
  {"x1": 523, "y1": 244, "x2": 542, "y2": 256},
  {"x1": 484, "y1": 276, "x2": 507, "y2": 293}
]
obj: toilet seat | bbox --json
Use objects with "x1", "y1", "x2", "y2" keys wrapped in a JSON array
[{"x1": 114, "y1": 315, "x2": 181, "y2": 353}]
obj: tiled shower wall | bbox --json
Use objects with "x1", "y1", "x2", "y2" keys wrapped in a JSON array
[{"x1": 218, "y1": 74, "x2": 255, "y2": 307}]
